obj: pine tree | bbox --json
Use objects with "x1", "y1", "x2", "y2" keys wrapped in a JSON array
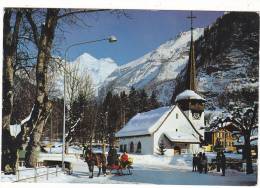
[
  {"x1": 148, "y1": 90, "x2": 160, "y2": 110},
  {"x1": 158, "y1": 140, "x2": 167, "y2": 155},
  {"x1": 120, "y1": 91, "x2": 129, "y2": 126},
  {"x1": 128, "y1": 87, "x2": 139, "y2": 118},
  {"x1": 138, "y1": 89, "x2": 149, "y2": 112}
]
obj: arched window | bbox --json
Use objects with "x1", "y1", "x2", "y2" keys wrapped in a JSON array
[
  {"x1": 130, "y1": 142, "x2": 134, "y2": 153},
  {"x1": 136, "y1": 141, "x2": 142, "y2": 153}
]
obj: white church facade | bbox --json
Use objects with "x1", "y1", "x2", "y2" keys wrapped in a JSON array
[{"x1": 115, "y1": 90, "x2": 206, "y2": 156}]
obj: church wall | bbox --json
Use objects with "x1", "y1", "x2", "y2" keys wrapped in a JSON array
[
  {"x1": 118, "y1": 135, "x2": 154, "y2": 155},
  {"x1": 153, "y1": 106, "x2": 201, "y2": 156}
]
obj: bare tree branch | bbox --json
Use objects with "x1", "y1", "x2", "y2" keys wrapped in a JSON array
[
  {"x1": 25, "y1": 9, "x2": 39, "y2": 48},
  {"x1": 57, "y1": 9, "x2": 109, "y2": 20}
]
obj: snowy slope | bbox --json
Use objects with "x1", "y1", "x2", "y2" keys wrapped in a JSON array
[
  {"x1": 52, "y1": 53, "x2": 118, "y2": 97},
  {"x1": 70, "y1": 53, "x2": 118, "y2": 91},
  {"x1": 173, "y1": 12, "x2": 259, "y2": 111},
  {"x1": 101, "y1": 12, "x2": 258, "y2": 111},
  {"x1": 101, "y1": 28, "x2": 204, "y2": 102}
]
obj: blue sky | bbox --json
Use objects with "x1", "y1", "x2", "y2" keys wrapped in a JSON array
[{"x1": 59, "y1": 10, "x2": 223, "y2": 65}]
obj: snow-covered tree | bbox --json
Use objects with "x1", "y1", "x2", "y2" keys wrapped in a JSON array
[
  {"x1": 65, "y1": 61, "x2": 94, "y2": 152},
  {"x1": 158, "y1": 140, "x2": 167, "y2": 155},
  {"x1": 211, "y1": 103, "x2": 258, "y2": 174}
]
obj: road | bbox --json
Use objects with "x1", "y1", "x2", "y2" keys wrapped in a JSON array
[{"x1": 44, "y1": 159, "x2": 257, "y2": 185}]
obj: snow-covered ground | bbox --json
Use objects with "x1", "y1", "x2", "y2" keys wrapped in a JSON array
[{"x1": 1, "y1": 153, "x2": 257, "y2": 185}]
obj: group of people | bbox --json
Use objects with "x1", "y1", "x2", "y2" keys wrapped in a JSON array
[
  {"x1": 192, "y1": 151, "x2": 226, "y2": 176},
  {"x1": 192, "y1": 152, "x2": 208, "y2": 174}
]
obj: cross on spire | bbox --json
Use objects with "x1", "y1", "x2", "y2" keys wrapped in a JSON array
[
  {"x1": 186, "y1": 11, "x2": 197, "y2": 91},
  {"x1": 187, "y1": 11, "x2": 197, "y2": 41}
]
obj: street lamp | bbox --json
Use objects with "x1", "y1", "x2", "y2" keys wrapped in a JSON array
[{"x1": 62, "y1": 36, "x2": 117, "y2": 171}]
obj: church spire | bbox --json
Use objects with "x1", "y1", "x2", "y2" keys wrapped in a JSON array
[{"x1": 186, "y1": 11, "x2": 197, "y2": 91}]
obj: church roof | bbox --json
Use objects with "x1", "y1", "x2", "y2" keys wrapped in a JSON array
[
  {"x1": 115, "y1": 106, "x2": 174, "y2": 138},
  {"x1": 164, "y1": 131, "x2": 200, "y2": 143},
  {"x1": 175, "y1": 89, "x2": 205, "y2": 102}
]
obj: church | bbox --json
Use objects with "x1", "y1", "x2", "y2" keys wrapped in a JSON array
[{"x1": 115, "y1": 12, "x2": 206, "y2": 156}]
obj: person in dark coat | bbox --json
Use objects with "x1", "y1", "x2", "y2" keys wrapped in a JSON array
[
  {"x1": 197, "y1": 152, "x2": 203, "y2": 173},
  {"x1": 216, "y1": 152, "x2": 221, "y2": 172},
  {"x1": 201, "y1": 153, "x2": 208, "y2": 174},
  {"x1": 107, "y1": 146, "x2": 118, "y2": 167},
  {"x1": 221, "y1": 152, "x2": 226, "y2": 176},
  {"x1": 192, "y1": 154, "x2": 198, "y2": 172}
]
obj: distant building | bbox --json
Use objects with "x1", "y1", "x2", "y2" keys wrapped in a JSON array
[{"x1": 211, "y1": 127, "x2": 237, "y2": 152}]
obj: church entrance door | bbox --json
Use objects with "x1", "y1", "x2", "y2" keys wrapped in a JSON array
[{"x1": 174, "y1": 146, "x2": 181, "y2": 155}]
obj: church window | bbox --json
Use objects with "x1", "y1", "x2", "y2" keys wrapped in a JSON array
[
  {"x1": 130, "y1": 142, "x2": 134, "y2": 153},
  {"x1": 136, "y1": 141, "x2": 142, "y2": 153},
  {"x1": 176, "y1": 129, "x2": 178, "y2": 132},
  {"x1": 176, "y1": 113, "x2": 179, "y2": 119}
]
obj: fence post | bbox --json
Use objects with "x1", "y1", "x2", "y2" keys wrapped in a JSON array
[
  {"x1": 34, "y1": 168, "x2": 37, "y2": 182},
  {"x1": 56, "y1": 165, "x2": 58, "y2": 177},
  {"x1": 16, "y1": 169, "x2": 20, "y2": 182},
  {"x1": 46, "y1": 166, "x2": 49, "y2": 180}
]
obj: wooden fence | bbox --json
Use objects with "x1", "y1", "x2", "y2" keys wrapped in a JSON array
[{"x1": 13, "y1": 165, "x2": 62, "y2": 183}]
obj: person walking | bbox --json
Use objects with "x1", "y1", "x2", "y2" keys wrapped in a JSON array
[
  {"x1": 221, "y1": 152, "x2": 226, "y2": 176},
  {"x1": 202, "y1": 153, "x2": 208, "y2": 174},
  {"x1": 216, "y1": 152, "x2": 221, "y2": 172},
  {"x1": 197, "y1": 152, "x2": 203, "y2": 173},
  {"x1": 192, "y1": 154, "x2": 198, "y2": 172}
]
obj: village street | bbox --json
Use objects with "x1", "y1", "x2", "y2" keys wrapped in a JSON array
[
  {"x1": 42, "y1": 159, "x2": 256, "y2": 185},
  {"x1": 41, "y1": 155, "x2": 257, "y2": 185},
  {"x1": 1, "y1": 153, "x2": 257, "y2": 185}
]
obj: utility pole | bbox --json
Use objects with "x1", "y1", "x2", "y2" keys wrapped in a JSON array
[{"x1": 102, "y1": 112, "x2": 108, "y2": 154}]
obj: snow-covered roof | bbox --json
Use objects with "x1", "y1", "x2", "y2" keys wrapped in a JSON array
[
  {"x1": 115, "y1": 106, "x2": 174, "y2": 137},
  {"x1": 175, "y1": 90, "x2": 205, "y2": 102},
  {"x1": 164, "y1": 132, "x2": 200, "y2": 143}
]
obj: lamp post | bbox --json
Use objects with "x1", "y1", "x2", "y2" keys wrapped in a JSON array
[{"x1": 62, "y1": 36, "x2": 117, "y2": 171}]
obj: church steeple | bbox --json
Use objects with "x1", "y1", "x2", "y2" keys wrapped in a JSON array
[{"x1": 186, "y1": 11, "x2": 197, "y2": 91}]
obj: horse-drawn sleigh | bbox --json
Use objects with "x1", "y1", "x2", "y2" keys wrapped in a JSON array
[
  {"x1": 106, "y1": 157, "x2": 133, "y2": 176},
  {"x1": 84, "y1": 150, "x2": 133, "y2": 178}
]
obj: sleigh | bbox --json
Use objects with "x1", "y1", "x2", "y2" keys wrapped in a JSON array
[{"x1": 107, "y1": 158, "x2": 133, "y2": 176}]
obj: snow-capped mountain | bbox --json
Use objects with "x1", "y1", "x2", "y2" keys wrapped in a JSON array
[
  {"x1": 100, "y1": 28, "x2": 204, "y2": 102},
  {"x1": 50, "y1": 53, "x2": 118, "y2": 98},
  {"x1": 71, "y1": 53, "x2": 118, "y2": 90},
  {"x1": 101, "y1": 12, "x2": 258, "y2": 111}
]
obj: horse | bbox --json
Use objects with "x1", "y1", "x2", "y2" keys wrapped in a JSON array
[{"x1": 85, "y1": 150, "x2": 106, "y2": 178}]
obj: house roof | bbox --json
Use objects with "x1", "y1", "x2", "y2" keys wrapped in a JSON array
[
  {"x1": 175, "y1": 89, "x2": 205, "y2": 102},
  {"x1": 115, "y1": 106, "x2": 174, "y2": 137},
  {"x1": 164, "y1": 131, "x2": 200, "y2": 143}
]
